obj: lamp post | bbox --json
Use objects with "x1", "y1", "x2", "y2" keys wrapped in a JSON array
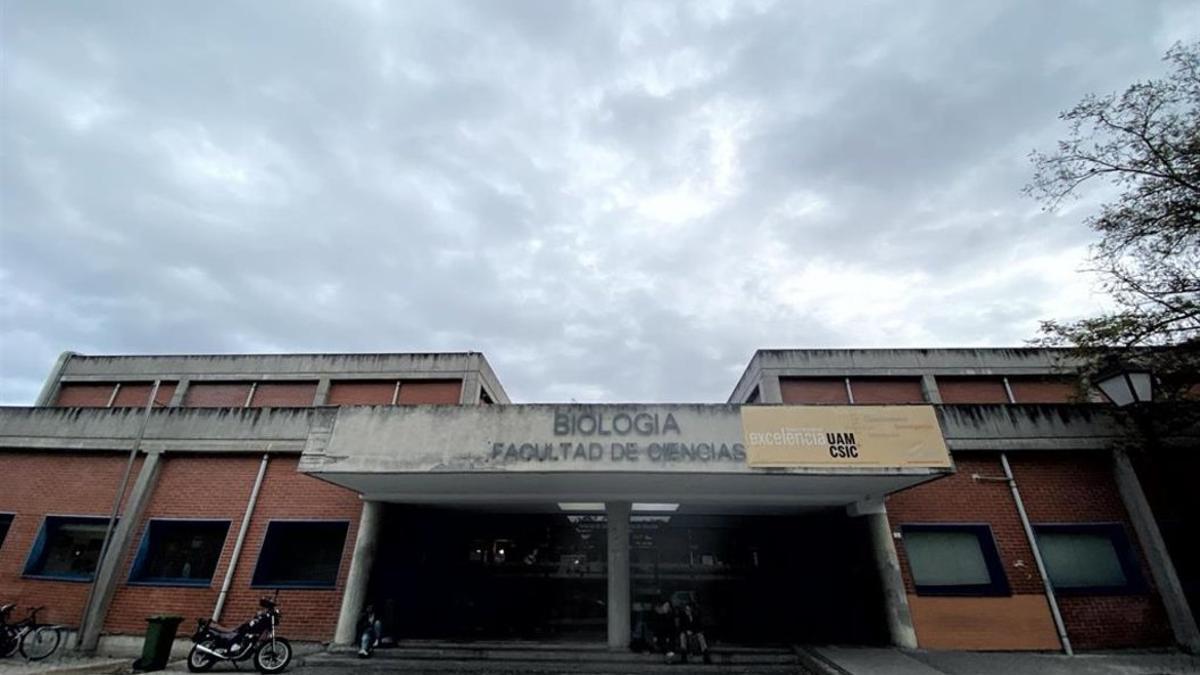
[
  {"x1": 1094, "y1": 364, "x2": 1154, "y2": 408},
  {"x1": 1095, "y1": 362, "x2": 1200, "y2": 652}
]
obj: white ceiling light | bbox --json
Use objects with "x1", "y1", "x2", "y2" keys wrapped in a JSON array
[
  {"x1": 633, "y1": 503, "x2": 680, "y2": 512},
  {"x1": 557, "y1": 502, "x2": 606, "y2": 512}
]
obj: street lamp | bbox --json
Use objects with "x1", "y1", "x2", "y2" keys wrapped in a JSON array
[{"x1": 1095, "y1": 364, "x2": 1154, "y2": 408}]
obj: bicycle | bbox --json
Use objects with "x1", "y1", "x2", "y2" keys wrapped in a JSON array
[{"x1": 0, "y1": 605, "x2": 63, "y2": 661}]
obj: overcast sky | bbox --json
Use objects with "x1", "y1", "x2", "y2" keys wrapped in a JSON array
[{"x1": 1, "y1": 1, "x2": 1196, "y2": 404}]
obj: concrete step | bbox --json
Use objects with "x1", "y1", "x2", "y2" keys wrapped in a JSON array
[
  {"x1": 327, "y1": 641, "x2": 798, "y2": 664},
  {"x1": 309, "y1": 642, "x2": 806, "y2": 673},
  {"x1": 306, "y1": 654, "x2": 807, "y2": 674}
]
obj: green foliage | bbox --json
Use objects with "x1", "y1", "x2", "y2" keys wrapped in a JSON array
[{"x1": 1027, "y1": 42, "x2": 1199, "y2": 401}]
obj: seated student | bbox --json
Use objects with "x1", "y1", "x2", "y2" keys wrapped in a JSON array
[
  {"x1": 648, "y1": 597, "x2": 678, "y2": 659},
  {"x1": 675, "y1": 599, "x2": 712, "y2": 664},
  {"x1": 357, "y1": 604, "x2": 383, "y2": 658}
]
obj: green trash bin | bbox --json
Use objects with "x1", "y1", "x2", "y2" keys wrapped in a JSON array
[{"x1": 133, "y1": 615, "x2": 183, "y2": 672}]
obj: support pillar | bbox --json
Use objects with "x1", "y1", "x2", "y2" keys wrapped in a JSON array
[
  {"x1": 851, "y1": 499, "x2": 917, "y2": 648},
  {"x1": 312, "y1": 378, "x2": 331, "y2": 406},
  {"x1": 758, "y1": 374, "x2": 783, "y2": 404},
  {"x1": 334, "y1": 500, "x2": 384, "y2": 645},
  {"x1": 78, "y1": 450, "x2": 163, "y2": 652},
  {"x1": 920, "y1": 374, "x2": 942, "y2": 404},
  {"x1": 1112, "y1": 449, "x2": 1200, "y2": 652},
  {"x1": 606, "y1": 501, "x2": 631, "y2": 650}
]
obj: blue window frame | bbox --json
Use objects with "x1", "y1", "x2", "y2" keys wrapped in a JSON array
[
  {"x1": 251, "y1": 520, "x2": 349, "y2": 589},
  {"x1": 901, "y1": 524, "x2": 1010, "y2": 597},
  {"x1": 129, "y1": 520, "x2": 230, "y2": 587},
  {"x1": 23, "y1": 516, "x2": 111, "y2": 581},
  {"x1": 1034, "y1": 523, "x2": 1145, "y2": 595},
  {"x1": 0, "y1": 514, "x2": 12, "y2": 550}
]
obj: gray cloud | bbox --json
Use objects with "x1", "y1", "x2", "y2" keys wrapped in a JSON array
[{"x1": 2, "y1": 0, "x2": 1196, "y2": 404}]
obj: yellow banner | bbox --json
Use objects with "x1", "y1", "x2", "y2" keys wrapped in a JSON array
[{"x1": 741, "y1": 405, "x2": 951, "y2": 469}]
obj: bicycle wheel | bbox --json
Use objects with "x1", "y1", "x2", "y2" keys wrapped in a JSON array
[{"x1": 20, "y1": 626, "x2": 61, "y2": 661}]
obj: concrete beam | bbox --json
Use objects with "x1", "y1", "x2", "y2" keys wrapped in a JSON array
[
  {"x1": 606, "y1": 501, "x2": 631, "y2": 649},
  {"x1": 1113, "y1": 449, "x2": 1200, "y2": 653},
  {"x1": 78, "y1": 450, "x2": 163, "y2": 652},
  {"x1": 334, "y1": 500, "x2": 384, "y2": 645}
]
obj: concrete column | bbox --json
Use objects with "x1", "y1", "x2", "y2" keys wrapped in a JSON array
[
  {"x1": 312, "y1": 378, "x2": 332, "y2": 405},
  {"x1": 168, "y1": 379, "x2": 189, "y2": 407},
  {"x1": 459, "y1": 372, "x2": 482, "y2": 405},
  {"x1": 759, "y1": 374, "x2": 783, "y2": 404},
  {"x1": 854, "y1": 501, "x2": 918, "y2": 648},
  {"x1": 1112, "y1": 449, "x2": 1200, "y2": 652},
  {"x1": 78, "y1": 450, "x2": 163, "y2": 652},
  {"x1": 606, "y1": 501, "x2": 632, "y2": 649},
  {"x1": 920, "y1": 374, "x2": 942, "y2": 404},
  {"x1": 334, "y1": 500, "x2": 384, "y2": 645},
  {"x1": 34, "y1": 351, "x2": 76, "y2": 406}
]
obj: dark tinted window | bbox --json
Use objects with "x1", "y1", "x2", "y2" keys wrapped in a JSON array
[
  {"x1": 1035, "y1": 523, "x2": 1143, "y2": 594},
  {"x1": 902, "y1": 524, "x2": 1010, "y2": 596},
  {"x1": 0, "y1": 514, "x2": 12, "y2": 549},
  {"x1": 252, "y1": 521, "x2": 348, "y2": 588},
  {"x1": 130, "y1": 520, "x2": 230, "y2": 585},
  {"x1": 24, "y1": 516, "x2": 110, "y2": 580}
]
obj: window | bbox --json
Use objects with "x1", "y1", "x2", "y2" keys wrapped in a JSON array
[
  {"x1": 1034, "y1": 523, "x2": 1143, "y2": 594},
  {"x1": 0, "y1": 514, "x2": 12, "y2": 549},
  {"x1": 129, "y1": 520, "x2": 230, "y2": 586},
  {"x1": 252, "y1": 521, "x2": 348, "y2": 588},
  {"x1": 24, "y1": 516, "x2": 111, "y2": 580},
  {"x1": 901, "y1": 524, "x2": 1010, "y2": 596}
]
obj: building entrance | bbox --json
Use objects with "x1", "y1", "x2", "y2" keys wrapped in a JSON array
[{"x1": 368, "y1": 505, "x2": 888, "y2": 645}]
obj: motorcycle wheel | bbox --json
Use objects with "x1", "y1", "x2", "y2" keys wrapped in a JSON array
[
  {"x1": 187, "y1": 641, "x2": 218, "y2": 672},
  {"x1": 255, "y1": 637, "x2": 292, "y2": 673}
]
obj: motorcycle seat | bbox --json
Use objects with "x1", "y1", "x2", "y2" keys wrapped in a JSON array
[{"x1": 206, "y1": 623, "x2": 241, "y2": 640}]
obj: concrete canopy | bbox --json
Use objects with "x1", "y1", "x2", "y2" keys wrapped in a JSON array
[{"x1": 299, "y1": 403, "x2": 950, "y2": 509}]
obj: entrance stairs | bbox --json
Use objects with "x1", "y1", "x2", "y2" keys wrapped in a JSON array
[{"x1": 307, "y1": 640, "x2": 814, "y2": 673}]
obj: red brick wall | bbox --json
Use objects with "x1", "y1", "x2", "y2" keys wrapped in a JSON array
[
  {"x1": 326, "y1": 381, "x2": 396, "y2": 405},
  {"x1": 888, "y1": 454, "x2": 1044, "y2": 595},
  {"x1": 1008, "y1": 377, "x2": 1078, "y2": 404},
  {"x1": 1008, "y1": 452, "x2": 1172, "y2": 649},
  {"x1": 325, "y1": 379, "x2": 464, "y2": 405},
  {"x1": 397, "y1": 380, "x2": 462, "y2": 404},
  {"x1": 937, "y1": 378, "x2": 1009, "y2": 404},
  {"x1": 0, "y1": 452, "x2": 143, "y2": 628},
  {"x1": 104, "y1": 454, "x2": 362, "y2": 641},
  {"x1": 112, "y1": 383, "x2": 178, "y2": 408},
  {"x1": 850, "y1": 378, "x2": 925, "y2": 404},
  {"x1": 55, "y1": 384, "x2": 117, "y2": 407},
  {"x1": 249, "y1": 382, "x2": 318, "y2": 407},
  {"x1": 888, "y1": 451, "x2": 1172, "y2": 650},
  {"x1": 780, "y1": 378, "x2": 849, "y2": 404},
  {"x1": 184, "y1": 383, "x2": 253, "y2": 408}
]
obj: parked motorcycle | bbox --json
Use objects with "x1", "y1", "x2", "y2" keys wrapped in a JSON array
[{"x1": 187, "y1": 594, "x2": 291, "y2": 673}]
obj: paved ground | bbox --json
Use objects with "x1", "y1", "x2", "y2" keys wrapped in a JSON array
[
  {"x1": 811, "y1": 647, "x2": 1200, "y2": 675},
  {"x1": 4, "y1": 648, "x2": 1197, "y2": 675}
]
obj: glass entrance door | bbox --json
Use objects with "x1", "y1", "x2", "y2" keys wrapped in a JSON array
[
  {"x1": 371, "y1": 506, "x2": 608, "y2": 640},
  {"x1": 630, "y1": 511, "x2": 888, "y2": 645}
]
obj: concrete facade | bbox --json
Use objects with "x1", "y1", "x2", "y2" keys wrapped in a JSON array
[{"x1": 0, "y1": 348, "x2": 1194, "y2": 654}]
